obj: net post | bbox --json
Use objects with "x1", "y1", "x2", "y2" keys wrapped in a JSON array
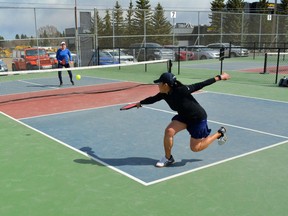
[
  {"x1": 275, "y1": 48, "x2": 281, "y2": 84},
  {"x1": 167, "y1": 59, "x2": 172, "y2": 73},
  {"x1": 177, "y1": 46, "x2": 180, "y2": 75},
  {"x1": 261, "y1": 52, "x2": 268, "y2": 74},
  {"x1": 118, "y1": 47, "x2": 121, "y2": 70}
]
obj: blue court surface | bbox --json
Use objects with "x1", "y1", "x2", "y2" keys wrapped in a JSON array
[
  {"x1": 20, "y1": 92, "x2": 288, "y2": 186},
  {"x1": 0, "y1": 76, "x2": 120, "y2": 95}
]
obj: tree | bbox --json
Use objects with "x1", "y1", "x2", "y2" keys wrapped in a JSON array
[
  {"x1": 123, "y1": 0, "x2": 135, "y2": 47},
  {"x1": 38, "y1": 25, "x2": 61, "y2": 46},
  {"x1": 150, "y1": 3, "x2": 172, "y2": 45},
  {"x1": 113, "y1": 1, "x2": 124, "y2": 47},
  {"x1": 247, "y1": 0, "x2": 271, "y2": 44},
  {"x1": 92, "y1": 9, "x2": 105, "y2": 47},
  {"x1": 224, "y1": 0, "x2": 245, "y2": 43},
  {"x1": 209, "y1": 0, "x2": 225, "y2": 36},
  {"x1": 102, "y1": 9, "x2": 113, "y2": 47},
  {"x1": 280, "y1": 0, "x2": 288, "y2": 14},
  {"x1": 133, "y1": 0, "x2": 152, "y2": 44},
  {"x1": 278, "y1": 0, "x2": 288, "y2": 43}
]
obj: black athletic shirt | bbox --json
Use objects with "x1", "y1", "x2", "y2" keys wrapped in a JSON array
[{"x1": 140, "y1": 78, "x2": 216, "y2": 122}]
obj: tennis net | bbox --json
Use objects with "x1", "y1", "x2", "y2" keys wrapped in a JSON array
[{"x1": 0, "y1": 59, "x2": 170, "y2": 105}]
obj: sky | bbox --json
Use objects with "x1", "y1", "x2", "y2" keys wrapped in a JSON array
[{"x1": 0, "y1": 0, "x2": 260, "y2": 40}]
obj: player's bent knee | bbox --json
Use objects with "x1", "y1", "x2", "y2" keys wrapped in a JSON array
[
  {"x1": 190, "y1": 143, "x2": 201, "y2": 152},
  {"x1": 164, "y1": 127, "x2": 175, "y2": 137}
]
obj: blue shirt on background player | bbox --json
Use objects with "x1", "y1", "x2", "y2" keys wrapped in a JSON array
[{"x1": 56, "y1": 41, "x2": 74, "y2": 86}]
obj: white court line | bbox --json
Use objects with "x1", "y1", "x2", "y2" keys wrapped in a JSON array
[
  {"x1": 146, "y1": 139, "x2": 288, "y2": 186},
  {"x1": 7, "y1": 92, "x2": 288, "y2": 186},
  {"x1": 144, "y1": 106, "x2": 288, "y2": 139},
  {"x1": 18, "y1": 80, "x2": 60, "y2": 89},
  {"x1": 1, "y1": 111, "x2": 148, "y2": 186}
]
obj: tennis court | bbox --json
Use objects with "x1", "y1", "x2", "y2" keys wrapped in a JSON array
[{"x1": 1, "y1": 59, "x2": 288, "y2": 215}]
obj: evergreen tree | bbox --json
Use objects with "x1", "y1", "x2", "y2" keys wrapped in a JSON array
[
  {"x1": 150, "y1": 3, "x2": 172, "y2": 45},
  {"x1": 279, "y1": 0, "x2": 288, "y2": 43},
  {"x1": 280, "y1": 0, "x2": 288, "y2": 13},
  {"x1": 224, "y1": 0, "x2": 245, "y2": 43},
  {"x1": 39, "y1": 30, "x2": 49, "y2": 46},
  {"x1": 209, "y1": 0, "x2": 225, "y2": 35},
  {"x1": 92, "y1": 9, "x2": 105, "y2": 47},
  {"x1": 29, "y1": 36, "x2": 36, "y2": 47},
  {"x1": 113, "y1": 1, "x2": 124, "y2": 47},
  {"x1": 123, "y1": 0, "x2": 135, "y2": 47},
  {"x1": 102, "y1": 10, "x2": 113, "y2": 47},
  {"x1": 134, "y1": 0, "x2": 152, "y2": 44},
  {"x1": 247, "y1": 0, "x2": 269, "y2": 44}
]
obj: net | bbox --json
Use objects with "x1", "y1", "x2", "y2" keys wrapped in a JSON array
[
  {"x1": 263, "y1": 52, "x2": 288, "y2": 74},
  {"x1": 0, "y1": 60, "x2": 170, "y2": 105}
]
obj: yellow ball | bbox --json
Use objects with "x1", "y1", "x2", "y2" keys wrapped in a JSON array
[{"x1": 76, "y1": 74, "x2": 81, "y2": 80}]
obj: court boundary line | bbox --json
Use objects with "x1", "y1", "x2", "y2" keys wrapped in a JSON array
[
  {"x1": 1, "y1": 111, "x2": 148, "y2": 186},
  {"x1": 18, "y1": 80, "x2": 60, "y2": 90},
  {"x1": 9, "y1": 92, "x2": 288, "y2": 186},
  {"x1": 146, "y1": 139, "x2": 288, "y2": 185},
  {"x1": 205, "y1": 90, "x2": 288, "y2": 104},
  {"x1": 5, "y1": 108, "x2": 288, "y2": 187},
  {"x1": 144, "y1": 106, "x2": 288, "y2": 139},
  {"x1": 142, "y1": 105, "x2": 288, "y2": 185},
  {"x1": 0, "y1": 78, "x2": 131, "y2": 97}
]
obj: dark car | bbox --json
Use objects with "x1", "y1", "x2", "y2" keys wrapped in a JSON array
[
  {"x1": 206, "y1": 43, "x2": 249, "y2": 57},
  {"x1": 128, "y1": 43, "x2": 174, "y2": 61},
  {"x1": 0, "y1": 59, "x2": 8, "y2": 74}
]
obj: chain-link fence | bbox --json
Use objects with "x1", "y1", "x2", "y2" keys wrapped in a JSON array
[{"x1": 1, "y1": 7, "x2": 288, "y2": 71}]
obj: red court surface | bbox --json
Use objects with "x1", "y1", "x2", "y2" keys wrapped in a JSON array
[{"x1": 0, "y1": 82, "x2": 158, "y2": 119}]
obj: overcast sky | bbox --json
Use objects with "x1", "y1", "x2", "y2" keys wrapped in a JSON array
[{"x1": 0, "y1": 0, "x2": 258, "y2": 39}]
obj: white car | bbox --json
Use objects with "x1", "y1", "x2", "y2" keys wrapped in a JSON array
[
  {"x1": 0, "y1": 59, "x2": 8, "y2": 73},
  {"x1": 187, "y1": 45, "x2": 220, "y2": 60},
  {"x1": 102, "y1": 49, "x2": 135, "y2": 64}
]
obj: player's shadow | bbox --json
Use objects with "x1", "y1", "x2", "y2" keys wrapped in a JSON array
[
  {"x1": 74, "y1": 147, "x2": 202, "y2": 167},
  {"x1": 74, "y1": 147, "x2": 157, "y2": 166},
  {"x1": 26, "y1": 84, "x2": 60, "y2": 88}
]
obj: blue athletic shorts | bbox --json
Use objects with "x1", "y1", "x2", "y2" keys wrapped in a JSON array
[{"x1": 172, "y1": 115, "x2": 211, "y2": 139}]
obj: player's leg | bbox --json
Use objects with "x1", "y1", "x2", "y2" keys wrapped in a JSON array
[
  {"x1": 156, "y1": 120, "x2": 186, "y2": 167},
  {"x1": 58, "y1": 71, "x2": 63, "y2": 86},
  {"x1": 190, "y1": 127, "x2": 227, "y2": 152},
  {"x1": 68, "y1": 70, "x2": 74, "y2": 85},
  {"x1": 64, "y1": 64, "x2": 74, "y2": 85}
]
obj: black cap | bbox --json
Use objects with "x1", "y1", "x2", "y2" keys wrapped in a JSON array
[{"x1": 154, "y1": 72, "x2": 176, "y2": 86}]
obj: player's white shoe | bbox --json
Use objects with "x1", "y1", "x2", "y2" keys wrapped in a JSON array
[
  {"x1": 217, "y1": 127, "x2": 227, "y2": 145},
  {"x1": 156, "y1": 155, "x2": 175, "y2": 167}
]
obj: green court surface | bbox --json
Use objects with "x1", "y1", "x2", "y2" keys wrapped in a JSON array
[{"x1": 1, "y1": 58, "x2": 288, "y2": 216}]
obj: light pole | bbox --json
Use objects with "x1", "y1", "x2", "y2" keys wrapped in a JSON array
[{"x1": 74, "y1": 0, "x2": 79, "y2": 66}]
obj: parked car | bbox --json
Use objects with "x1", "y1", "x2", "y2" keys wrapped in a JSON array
[
  {"x1": 102, "y1": 49, "x2": 135, "y2": 64},
  {"x1": 0, "y1": 59, "x2": 8, "y2": 74},
  {"x1": 164, "y1": 45, "x2": 194, "y2": 61},
  {"x1": 92, "y1": 51, "x2": 119, "y2": 65},
  {"x1": 128, "y1": 43, "x2": 174, "y2": 61},
  {"x1": 12, "y1": 48, "x2": 56, "y2": 71},
  {"x1": 206, "y1": 43, "x2": 249, "y2": 57},
  {"x1": 187, "y1": 45, "x2": 219, "y2": 60}
]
